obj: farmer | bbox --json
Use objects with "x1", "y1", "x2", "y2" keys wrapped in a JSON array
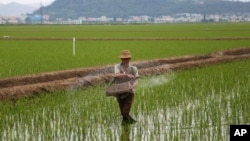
[{"x1": 114, "y1": 50, "x2": 139, "y2": 125}]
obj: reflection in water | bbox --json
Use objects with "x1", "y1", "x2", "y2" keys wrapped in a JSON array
[
  {"x1": 120, "y1": 125, "x2": 131, "y2": 141},
  {"x1": 0, "y1": 87, "x2": 246, "y2": 140}
]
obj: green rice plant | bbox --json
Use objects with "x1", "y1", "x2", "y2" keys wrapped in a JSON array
[
  {"x1": 1, "y1": 23, "x2": 250, "y2": 78},
  {"x1": 1, "y1": 23, "x2": 250, "y2": 38},
  {"x1": 135, "y1": 60, "x2": 249, "y2": 140},
  {"x1": 1, "y1": 60, "x2": 249, "y2": 140},
  {"x1": 0, "y1": 23, "x2": 249, "y2": 140},
  {"x1": 0, "y1": 39, "x2": 249, "y2": 78}
]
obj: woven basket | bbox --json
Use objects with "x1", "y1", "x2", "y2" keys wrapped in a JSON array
[{"x1": 105, "y1": 82, "x2": 132, "y2": 96}]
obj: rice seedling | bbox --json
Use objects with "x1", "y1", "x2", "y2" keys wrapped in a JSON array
[
  {"x1": 1, "y1": 23, "x2": 250, "y2": 78},
  {"x1": 0, "y1": 23, "x2": 249, "y2": 140},
  {"x1": 0, "y1": 59, "x2": 249, "y2": 140}
]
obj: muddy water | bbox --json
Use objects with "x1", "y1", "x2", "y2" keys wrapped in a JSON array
[
  {"x1": 80, "y1": 90, "x2": 241, "y2": 141},
  {"x1": 0, "y1": 85, "x2": 246, "y2": 140},
  {"x1": 1, "y1": 47, "x2": 249, "y2": 140}
]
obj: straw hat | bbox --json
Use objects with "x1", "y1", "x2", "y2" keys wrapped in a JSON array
[{"x1": 119, "y1": 50, "x2": 132, "y2": 58}]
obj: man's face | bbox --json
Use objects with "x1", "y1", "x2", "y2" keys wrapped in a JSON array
[{"x1": 121, "y1": 58, "x2": 130, "y2": 64}]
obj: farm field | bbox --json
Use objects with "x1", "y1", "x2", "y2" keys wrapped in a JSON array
[
  {"x1": 1, "y1": 23, "x2": 250, "y2": 78},
  {"x1": 0, "y1": 23, "x2": 250, "y2": 140}
]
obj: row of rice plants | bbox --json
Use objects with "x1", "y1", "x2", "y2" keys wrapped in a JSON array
[
  {"x1": 1, "y1": 39, "x2": 249, "y2": 78},
  {"x1": 1, "y1": 23, "x2": 250, "y2": 78},
  {"x1": 1, "y1": 23, "x2": 250, "y2": 38},
  {"x1": 0, "y1": 60, "x2": 249, "y2": 140}
]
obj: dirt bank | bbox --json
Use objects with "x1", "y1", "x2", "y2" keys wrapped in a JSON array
[{"x1": 0, "y1": 47, "x2": 249, "y2": 100}]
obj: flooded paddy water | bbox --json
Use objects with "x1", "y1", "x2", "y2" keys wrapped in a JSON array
[
  {"x1": 1, "y1": 59, "x2": 249, "y2": 140},
  {"x1": 1, "y1": 23, "x2": 250, "y2": 140}
]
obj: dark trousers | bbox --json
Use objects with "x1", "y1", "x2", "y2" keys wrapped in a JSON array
[{"x1": 116, "y1": 93, "x2": 134, "y2": 117}]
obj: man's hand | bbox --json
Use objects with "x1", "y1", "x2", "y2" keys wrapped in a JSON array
[{"x1": 126, "y1": 74, "x2": 135, "y2": 79}]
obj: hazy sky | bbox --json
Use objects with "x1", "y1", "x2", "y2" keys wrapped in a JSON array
[
  {"x1": 0, "y1": 0, "x2": 249, "y2": 5},
  {"x1": 0, "y1": 0, "x2": 55, "y2": 4}
]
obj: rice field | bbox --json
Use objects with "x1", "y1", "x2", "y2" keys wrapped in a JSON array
[
  {"x1": 1, "y1": 23, "x2": 250, "y2": 78},
  {"x1": 0, "y1": 23, "x2": 250, "y2": 140}
]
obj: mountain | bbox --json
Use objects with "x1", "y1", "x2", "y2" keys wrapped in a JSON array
[
  {"x1": 0, "y1": 2, "x2": 38, "y2": 16},
  {"x1": 32, "y1": 0, "x2": 250, "y2": 20}
]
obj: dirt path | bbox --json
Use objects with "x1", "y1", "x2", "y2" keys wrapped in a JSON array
[{"x1": 0, "y1": 47, "x2": 249, "y2": 100}]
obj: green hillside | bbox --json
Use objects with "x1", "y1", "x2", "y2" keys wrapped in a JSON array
[{"x1": 33, "y1": 0, "x2": 250, "y2": 20}]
